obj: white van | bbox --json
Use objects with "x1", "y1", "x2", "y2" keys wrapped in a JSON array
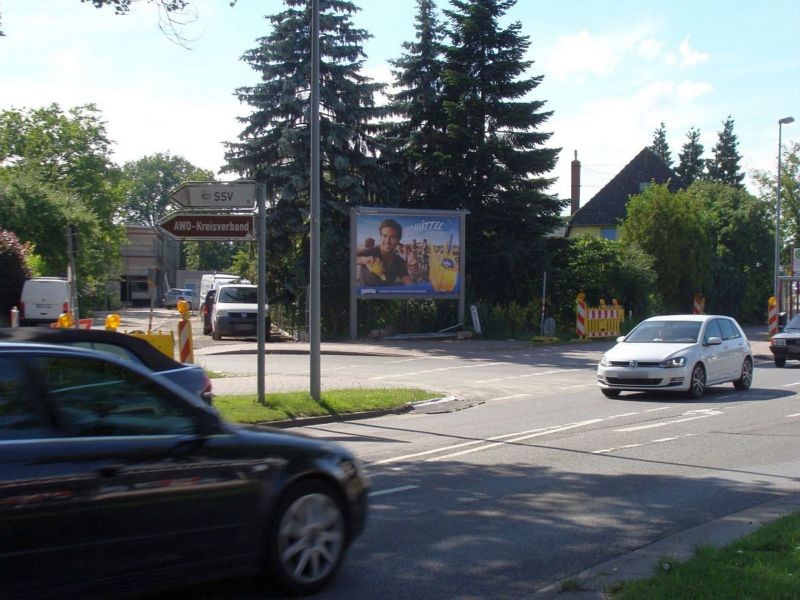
[
  {"x1": 199, "y1": 273, "x2": 244, "y2": 305},
  {"x1": 20, "y1": 277, "x2": 71, "y2": 326},
  {"x1": 210, "y1": 283, "x2": 270, "y2": 341}
]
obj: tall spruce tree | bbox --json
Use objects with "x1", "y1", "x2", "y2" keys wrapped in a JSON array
[
  {"x1": 649, "y1": 122, "x2": 673, "y2": 167},
  {"x1": 223, "y1": 0, "x2": 386, "y2": 306},
  {"x1": 437, "y1": 0, "x2": 561, "y2": 304},
  {"x1": 706, "y1": 115, "x2": 745, "y2": 188},
  {"x1": 676, "y1": 127, "x2": 705, "y2": 185},
  {"x1": 385, "y1": 0, "x2": 448, "y2": 205}
]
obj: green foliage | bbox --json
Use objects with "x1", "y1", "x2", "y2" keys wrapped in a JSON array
[
  {"x1": 620, "y1": 183, "x2": 710, "y2": 313},
  {"x1": 689, "y1": 181, "x2": 772, "y2": 321},
  {"x1": 0, "y1": 104, "x2": 125, "y2": 312},
  {"x1": 706, "y1": 115, "x2": 744, "y2": 188},
  {"x1": 121, "y1": 153, "x2": 214, "y2": 226},
  {"x1": 753, "y1": 141, "x2": 800, "y2": 269},
  {"x1": 183, "y1": 240, "x2": 239, "y2": 272},
  {"x1": 549, "y1": 236, "x2": 657, "y2": 328},
  {"x1": 650, "y1": 122, "x2": 673, "y2": 167},
  {"x1": 433, "y1": 0, "x2": 563, "y2": 306},
  {"x1": 0, "y1": 228, "x2": 32, "y2": 323},
  {"x1": 676, "y1": 127, "x2": 705, "y2": 185},
  {"x1": 223, "y1": 0, "x2": 387, "y2": 318}
]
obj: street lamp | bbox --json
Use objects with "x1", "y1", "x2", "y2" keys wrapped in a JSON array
[{"x1": 774, "y1": 116, "x2": 795, "y2": 302}]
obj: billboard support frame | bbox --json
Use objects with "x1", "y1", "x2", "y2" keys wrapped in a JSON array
[{"x1": 349, "y1": 207, "x2": 468, "y2": 340}]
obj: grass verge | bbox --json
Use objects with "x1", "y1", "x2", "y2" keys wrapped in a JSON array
[
  {"x1": 214, "y1": 388, "x2": 440, "y2": 423},
  {"x1": 612, "y1": 511, "x2": 800, "y2": 599}
]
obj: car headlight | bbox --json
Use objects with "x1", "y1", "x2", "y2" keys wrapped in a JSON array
[
  {"x1": 773, "y1": 338, "x2": 786, "y2": 346},
  {"x1": 216, "y1": 311, "x2": 228, "y2": 318},
  {"x1": 599, "y1": 355, "x2": 611, "y2": 367},
  {"x1": 659, "y1": 356, "x2": 686, "y2": 368}
]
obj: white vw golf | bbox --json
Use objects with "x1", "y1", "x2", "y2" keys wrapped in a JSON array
[{"x1": 597, "y1": 314, "x2": 753, "y2": 399}]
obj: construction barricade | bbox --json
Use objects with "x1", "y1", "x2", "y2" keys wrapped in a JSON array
[
  {"x1": 693, "y1": 294, "x2": 705, "y2": 315},
  {"x1": 176, "y1": 299, "x2": 194, "y2": 363},
  {"x1": 768, "y1": 296, "x2": 778, "y2": 338},
  {"x1": 576, "y1": 294, "x2": 624, "y2": 339},
  {"x1": 128, "y1": 330, "x2": 175, "y2": 359}
]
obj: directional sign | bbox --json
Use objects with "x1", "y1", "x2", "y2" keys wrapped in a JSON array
[
  {"x1": 158, "y1": 213, "x2": 256, "y2": 240},
  {"x1": 170, "y1": 181, "x2": 256, "y2": 210}
]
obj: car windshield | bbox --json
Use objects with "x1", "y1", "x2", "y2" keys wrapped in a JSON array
[
  {"x1": 784, "y1": 315, "x2": 800, "y2": 330},
  {"x1": 626, "y1": 320, "x2": 701, "y2": 343},
  {"x1": 218, "y1": 287, "x2": 257, "y2": 303}
]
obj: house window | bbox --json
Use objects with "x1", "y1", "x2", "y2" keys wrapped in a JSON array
[{"x1": 601, "y1": 227, "x2": 618, "y2": 240}]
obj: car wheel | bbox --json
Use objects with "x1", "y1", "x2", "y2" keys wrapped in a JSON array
[
  {"x1": 203, "y1": 326, "x2": 212, "y2": 336},
  {"x1": 211, "y1": 328, "x2": 221, "y2": 341},
  {"x1": 601, "y1": 389, "x2": 621, "y2": 398},
  {"x1": 775, "y1": 357, "x2": 786, "y2": 368},
  {"x1": 265, "y1": 481, "x2": 347, "y2": 595},
  {"x1": 265, "y1": 317, "x2": 272, "y2": 343},
  {"x1": 733, "y1": 357, "x2": 753, "y2": 390},
  {"x1": 687, "y1": 364, "x2": 706, "y2": 398}
]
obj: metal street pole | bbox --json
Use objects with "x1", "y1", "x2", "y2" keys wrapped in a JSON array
[
  {"x1": 775, "y1": 116, "x2": 795, "y2": 303},
  {"x1": 309, "y1": 0, "x2": 321, "y2": 401},
  {"x1": 257, "y1": 182, "x2": 267, "y2": 405}
]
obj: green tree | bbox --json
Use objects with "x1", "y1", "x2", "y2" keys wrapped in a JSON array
[
  {"x1": 753, "y1": 141, "x2": 800, "y2": 270},
  {"x1": 385, "y1": 0, "x2": 448, "y2": 205},
  {"x1": 0, "y1": 104, "x2": 125, "y2": 308},
  {"x1": 706, "y1": 115, "x2": 744, "y2": 188},
  {"x1": 223, "y1": 0, "x2": 386, "y2": 309},
  {"x1": 550, "y1": 236, "x2": 657, "y2": 328},
  {"x1": 183, "y1": 240, "x2": 239, "y2": 272},
  {"x1": 0, "y1": 228, "x2": 32, "y2": 324},
  {"x1": 649, "y1": 122, "x2": 673, "y2": 167},
  {"x1": 120, "y1": 153, "x2": 213, "y2": 226},
  {"x1": 676, "y1": 127, "x2": 704, "y2": 185},
  {"x1": 437, "y1": 0, "x2": 562, "y2": 305},
  {"x1": 689, "y1": 181, "x2": 772, "y2": 321},
  {"x1": 620, "y1": 183, "x2": 711, "y2": 312}
]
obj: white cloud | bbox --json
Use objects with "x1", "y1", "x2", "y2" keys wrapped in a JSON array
[
  {"x1": 636, "y1": 38, "x2": 662, "y2": 60},
  {"x1": 677, "y1": 36, "x2": 709, "y2": 68},
  {"x1": 675, "y1": 80, "x2": 713, "y2": 101},
  {"x1": 542, "y1": 30, "x2": 622, "y2": 81}
]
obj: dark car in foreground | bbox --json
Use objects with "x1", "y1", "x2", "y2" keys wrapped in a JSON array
[
  {"x1": 0, "y1": 327, "x2": 213, "y2": 405},
  {"x1": 769, "y1": 313, "x2": 800, "y2": 367},
  {"x1": 0, "y1": 342, "x2": 369, "y2": 598}
]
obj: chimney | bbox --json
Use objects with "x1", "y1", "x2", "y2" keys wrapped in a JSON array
[{"x1": 571, "y1": 150, "x2": 581, "y2": 214}]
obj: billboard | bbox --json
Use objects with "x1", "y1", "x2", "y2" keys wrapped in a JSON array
[{"x1": 351, "y1": 208, "x2": 465, "y2": 299}]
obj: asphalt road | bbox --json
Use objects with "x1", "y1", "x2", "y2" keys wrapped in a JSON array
[{"x1": 110, "y1": 308, "x2": 800, "y2": 598}]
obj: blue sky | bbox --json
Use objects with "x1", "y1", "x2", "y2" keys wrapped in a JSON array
[{"x1": 2, "y1": 0, "x2": 798, "y2": 207}]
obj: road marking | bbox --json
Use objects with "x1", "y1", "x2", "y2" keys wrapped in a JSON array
[
  {"x1": 614, "y1": 409, "x2": 723, "y2": 432},
  {"x1": 788, "y1": 413, "x2": 800, "y2": 418},
  {"x1": 782, "y1": 382, "x2": 800, "y2": 387},
  {"x1": 368, "y1": 485, "x2": 419, "y2": 497},
  {"x1": 476, "y1": 368, "x2": 581, "y2": 384},
  {"x1": 593, "y1": 433, "x2": 695, "y2": 454},
  {"x1": 563, "y1": 383, "x2": 596, "y2": 390},
  {"x1": 426, "y1": 419, "x2": 605, "y2": 462},
  {"x1": 368, "y1": 362, "x2": 508, "y2": 381}
]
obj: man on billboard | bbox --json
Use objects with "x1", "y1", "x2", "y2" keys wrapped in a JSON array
[{"x1": 356, "y1": 219, "x2": 412, "y2": 286}]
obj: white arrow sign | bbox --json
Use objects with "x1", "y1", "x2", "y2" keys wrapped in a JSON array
[{"x1": 170, "y1": 181, "x2": 256, "y2": 210}]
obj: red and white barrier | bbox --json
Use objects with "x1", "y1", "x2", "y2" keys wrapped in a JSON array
[
  {"x1": 768, "y1": 296, "x2": 778, "y2": 338},
  {"x1": 177, "y1": 319, "x2": 194, "y2": 363},
  {"x1": 576, "y1": 293, "x2": 587, "y2": 338},
  {"x1": 693, "y1": 294, "x2": 705, "y2": 315}
]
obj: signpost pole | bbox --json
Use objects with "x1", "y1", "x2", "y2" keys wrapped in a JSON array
[
  {"x1": 257, "y1": 183, "x2": 267, "y2": 405},
  {"x1": 309, "y1": 0, "x2": 321, "y2": 401}
]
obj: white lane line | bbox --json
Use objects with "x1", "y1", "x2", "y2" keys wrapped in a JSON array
[
  {"x1": 368, "y1": 362, "x2": 508, "y2": 381},
  {"x1": 644, "y1": 407, "x2": 673, "y2": 413},
  {"x1": 368, "y1": 485, "x2": 419, "y2": 497},
  {"x1": 477, "y1": 368, "x2": 581, "y2": 384},
  {"x1": 614, "y1": 409, "x2": 722, "y2": 432},
  {"x1": 593, "y1": 433, "x2": 695, "y2": 454},
  {"x1": 787, "y1": 413, "x2": 800, "y2": 418},
  {"x1": 782, "y1": 382, "x2": 800, "y2": 387},
  {"x1": 371, "y1": 424, "x2": 565, "y2": 465},
  {"x1": 426, "y1": 419, "x2": 605, "y2": 462},
  {"x1": 564, "y1": 383, "x2": 596, "y2": 390},
  {"x1": 608, "y1": 412, "x2": 640, "y2": 418}
]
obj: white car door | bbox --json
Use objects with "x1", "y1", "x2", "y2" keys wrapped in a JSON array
[{"x1": 701, "y1": 319, "x2": 727, "y2": 383}]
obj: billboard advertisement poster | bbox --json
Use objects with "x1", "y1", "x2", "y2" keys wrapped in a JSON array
[{"x1": 353, "y1": 209, "x2": 463, "y2": 298}]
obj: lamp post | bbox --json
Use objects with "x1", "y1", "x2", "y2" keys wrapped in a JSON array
[{"x1": 774, "y1": 116, "x2": 795, "y2": 302}]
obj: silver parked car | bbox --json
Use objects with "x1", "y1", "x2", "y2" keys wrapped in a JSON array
[{"x1": 597, "y1": 314, "x2": 753, "y2": 398}]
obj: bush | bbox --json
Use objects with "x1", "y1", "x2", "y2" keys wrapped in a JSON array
[{"x1": 0, "y1": 228, "x2": 32, "y2": 322}]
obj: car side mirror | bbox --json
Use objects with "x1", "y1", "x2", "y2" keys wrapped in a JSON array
[
  {"x1": 617, "y1": 335, "x2": 626, "y2": 342},
  {"x1": 705, "y1": 336, "x2": 722, "y2": 346}
]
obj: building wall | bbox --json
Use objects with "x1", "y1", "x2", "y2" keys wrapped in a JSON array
[{"x1": 120, "y1": 226, "x2": 179, "y2": 306}]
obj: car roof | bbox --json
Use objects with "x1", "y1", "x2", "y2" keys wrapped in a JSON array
[
  {"x1": 0, "y1": 327, "x2": 183, "y2": 372},
  {"x1": 645, "y1": 314, "x2": 733, "y2": 323}
]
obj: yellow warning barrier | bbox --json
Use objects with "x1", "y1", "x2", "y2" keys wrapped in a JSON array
[
  {"x1": 127, "y1": 330, "x2": 175, "y2": 359},
  {"x1": 577, "y1": 297, "x2": 624, "y2": 339}
]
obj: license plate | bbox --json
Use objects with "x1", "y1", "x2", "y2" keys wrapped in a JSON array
[
  {"x1": 36, "y1": 304, "x2": 51, "y2": 308},
  {"x1": 234, "y1": 324, "x2": 253, "y2": 331}
]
